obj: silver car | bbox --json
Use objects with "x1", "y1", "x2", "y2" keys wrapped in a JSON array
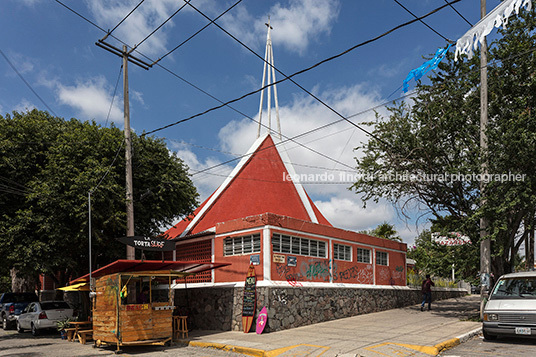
[
  {"x1": 17, "y1": 301, "x2": 73, "y2": 336},
  {"x1": 483, "y1": 271, "x2": 536, "y2": 340}
]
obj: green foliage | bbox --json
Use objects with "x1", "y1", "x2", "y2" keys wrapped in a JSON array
[
  {"x1": 354, "y1": 8, "x2": 536, "y2": 279},
  {"x1": 0, "y1": 110, "x2": 198, "y2": 286},
  {"x1": 361, "y1": 222, "x2": 402, "y2": 242},
  {"x1": 406, "y1": 270, "x2": 456, "y2": 289}
]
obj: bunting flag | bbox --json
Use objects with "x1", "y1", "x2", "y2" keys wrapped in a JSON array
[
  {"x1": 455, "y1": 0, "x2": 532, "y2": 61},
  {"x1": 403, "y1": 44, "x2": 451, "y2": 92}
]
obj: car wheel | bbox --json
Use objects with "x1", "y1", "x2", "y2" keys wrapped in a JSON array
[
  {"x1": 16, "y1": 321, "x2": 24, "y2": 333},
  {"x1": 483, "y1": 329, "x2": 497, "y2": 341},
  {"x1": 31, "y1": 323, "x2": 39, "y2": 336}
]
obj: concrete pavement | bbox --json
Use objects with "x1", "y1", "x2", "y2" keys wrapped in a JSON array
[{"x1": 180, "y1": 294, "x2": 482, "y2": 357}]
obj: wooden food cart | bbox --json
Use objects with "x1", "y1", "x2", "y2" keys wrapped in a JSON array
[{"x1": 68, "y1": 259, "x2": 230, "y2": 353}]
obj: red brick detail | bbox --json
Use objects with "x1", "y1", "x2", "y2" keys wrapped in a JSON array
[{"x1": 176, "y1": 240, "x2": 212, "y2": 283}]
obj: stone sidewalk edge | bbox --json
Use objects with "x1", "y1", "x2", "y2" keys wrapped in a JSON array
[
  {"x1": 177, "y1": 340, "x2": 266, "y2": 357},
  {"x1": 433, "y1": 327, "x2": 482, "y2": 355},
  {"x1": 177, "y1": 326, "x2": 483, "y2": 357}
]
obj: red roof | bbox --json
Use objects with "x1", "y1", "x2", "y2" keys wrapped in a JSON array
[
  {"x1": 70, "y1": 259, "x2": 230, "y2": 284},
  {"x1": 166, "y1": 134, "x2": 331, "y2": 238}
]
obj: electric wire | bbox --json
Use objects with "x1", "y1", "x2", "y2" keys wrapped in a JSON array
[
  {"x1": 190, "y1": 90, "x2": 417, "y2": 177},
  {"x1": 393, "y1": 0, "x2": 453, "y2": 43},
  {"x1": 152, "y1": 0, "x2": 243, "y2": 66},
  {"x1": 143, "y1": 0, "x2": 462, "y2": 137},
  {"x1": 55, "y1": 0, "x2": 461, "y2": 145},
  {"x1": 130, "y1": 0, "x2": 191, "y2": 52},
  {"x1": 0, "y1": 49, "x2": 57, "y2": 117},
  {"x1": 108, "y1": 0, "x2": 147, "y2": 36},
  {"x1": 105, "y1": 62, "x2": 123, "y2": 128},
  {"x1": 184, "y1": 0, "x2": 388, "y2": 147},
  {"x1": 444, "y1": 0, "x2": 472, "y2": 26}
]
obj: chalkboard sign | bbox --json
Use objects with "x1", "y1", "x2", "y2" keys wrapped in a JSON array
[{"x1": 242, "y1": 265, "x2": 257, "y2": 333}]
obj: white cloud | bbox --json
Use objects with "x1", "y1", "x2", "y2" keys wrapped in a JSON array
[
  {"x1": 87, "y1": 0, "x2": 180, "y2": 56},
  {"x1": 220, "y1": 0, "x2": 340, "y2": 55},
  {"x1": 169, "y1": 140, "x2": 233, "y2": 201},
  {"x1": 13, "y1": 99, "x2": 36, "y2": 113},
  {"x1": 56, "y1": 76, "x2": 123, "y2": 123},
  {"x1": 315, "y1": 196, "x2": 394, "y2": 232}
]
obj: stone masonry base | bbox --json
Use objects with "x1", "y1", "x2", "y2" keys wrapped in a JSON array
[{"x1": 174, "y1": 286, "x2": 466, "y2": 332}]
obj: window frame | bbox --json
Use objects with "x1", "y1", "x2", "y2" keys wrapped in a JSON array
[
  {"x1": 357, "y1": 247, "x2": 371, "y2": 263},
  {"x1": 223, "y1": 234, "x2": 261, "y2": 256},
  {"x1": 376, "y1": 250, "x2": 389, "y2": 266},
  {"x1": 333, "y1": 243, "x2": 352, "y2": 261},
  {"x1": 272, "y1": 233, "x2": 327, "y2": 258}
]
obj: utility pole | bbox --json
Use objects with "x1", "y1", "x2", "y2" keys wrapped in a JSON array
[
  {"x1": 95, "y1": 39, "x2": 151, "y2": 260},
  {"x1": 123, "y1": 45, "x2": 135, "y2": 260},
  {"x1": 479, "y1": 0, "x2": 491, "y2": 315}
]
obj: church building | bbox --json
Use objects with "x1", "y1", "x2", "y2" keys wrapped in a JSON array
[{"x1": 163, "y1": 21, "x2": 407, "y2": 289}]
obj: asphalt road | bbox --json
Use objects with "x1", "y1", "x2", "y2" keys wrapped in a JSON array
[
  {"x1": 441, "y1": 334, "x2": 536, "y2": 356},
  {"x1": 0, "y1": 328, "x2": 247, "y2": 357}
]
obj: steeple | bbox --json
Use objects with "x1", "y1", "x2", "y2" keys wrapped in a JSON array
[{"x1": 257, "y1": 18, "x2": 282, "y2": 140}]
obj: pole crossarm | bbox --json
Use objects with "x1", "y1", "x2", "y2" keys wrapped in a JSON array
[{"x1": 95, "y1": 40, "x2": 151, "y2": 70}]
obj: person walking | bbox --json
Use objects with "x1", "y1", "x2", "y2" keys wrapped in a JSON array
[{"x1": 421, "y1": 274, "x2": 435, "y2": 311}]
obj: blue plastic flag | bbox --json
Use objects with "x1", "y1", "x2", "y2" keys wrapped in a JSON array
[{"x1": 403, "y1": 44, "x2": 452, "y2": 92}]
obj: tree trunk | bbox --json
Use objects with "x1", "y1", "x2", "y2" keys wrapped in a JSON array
[{"x1": 10, "y1": 269, "x2": 39, "y2": 293}]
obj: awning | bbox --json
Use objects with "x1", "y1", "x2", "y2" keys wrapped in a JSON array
[
  {"x1": 69, "y1": 259, "x2": 230, "y2": 284},
  {"x1": 58, "y1": 282, "x2": 90, "y2": 291}
]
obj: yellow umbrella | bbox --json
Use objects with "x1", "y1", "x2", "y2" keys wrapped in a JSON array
[{"x1": 58, "y1": 282, "x2": 90, "y2": 291}]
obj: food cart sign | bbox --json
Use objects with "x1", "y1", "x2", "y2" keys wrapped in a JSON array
[
  {"x1": 431, "y1": 232, "x2": 471, "y2": 246},
  {"x1": 116, "y1": 236, "x2": 175, "y2": 252}
]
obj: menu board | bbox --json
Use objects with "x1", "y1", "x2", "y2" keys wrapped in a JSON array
[
  {"x1": 242, "y1": 265, "x2": 257, "y2": 333},
  {"x1": 242, "y1": 266, "x2": 256, "y2": 316}
]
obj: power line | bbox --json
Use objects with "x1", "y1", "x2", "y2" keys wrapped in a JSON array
[
  {"x1": 129, "y1": 0, "x2": 191, "y2": 52},
  {"x1": 392, "y1": 0, "x2": 453, "y2": 43},
  {"x1": 190, "y1": 91, "x2": 416, "y2": 177},
  {"x1": 108, "y1": 0, "x2": 147, "y2": 36},
  {"x1": 152, "y1": 0, "x2": 244, "y2": 66},
  {"x1": 0, "y1": 49, "x2": 57, "y2": 117},
  {"x1": 184, "y1": 1, "x2": 387, "y2": 147},
  {"x1": 144, "y1": 0, "x2": 462, "y2": 137},
  {"x1": 105, "y1": 62, "x2": 123, "y2": 128},
  {"x1": 444, "y1": 0, "x2": 473, "y2": 26}
]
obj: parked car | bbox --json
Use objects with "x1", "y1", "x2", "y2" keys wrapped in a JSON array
[
  {"x1": 0, "y1": 292, "x2": 39, "y2": 330},
  {"x1": 17, "y1": 301, "x2": 74, "y2": 336},
  {"x1": 482, "y1": 271, "x2": 536, "y2": 340}
]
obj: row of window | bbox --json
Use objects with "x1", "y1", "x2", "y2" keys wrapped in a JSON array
[{"x1": 223, "y1": 233, "x2": 389, "y2": 266}]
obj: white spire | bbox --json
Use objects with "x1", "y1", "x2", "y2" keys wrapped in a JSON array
[{"x1": 257, "y1": 18, "x2": 282, "y2": 141}]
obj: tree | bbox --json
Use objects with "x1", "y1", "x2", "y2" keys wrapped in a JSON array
[
  {"x1": 361, "y1": 222, "x2": 402, "y2": 242},
  {"x1": 353, "y1": 9, "x2": 536, "y2": 280},
  {"x1": 0, "y1": 110, "x2": 198, "y2": 290}
]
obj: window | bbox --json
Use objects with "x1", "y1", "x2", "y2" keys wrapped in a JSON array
[
  {"x1": 357, "y1": 248, "x2": 371, "y2": 263},
  {"x1": 376, "y1": 251, "x2": 388, "y2": 266},
  {"x1": 224, "y1": 234, "x2": 261, "y2": 256},
  {"x1": 272, "y1": 233, "x2": 326, "y2": 258},
  {"x1": 333, "y1": 243, "x2": 351, "y2": 261}
]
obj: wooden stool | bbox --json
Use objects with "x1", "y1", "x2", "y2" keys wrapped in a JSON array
[{"x1": 173, "y1": 316, "x2": 188, "y2": 340}]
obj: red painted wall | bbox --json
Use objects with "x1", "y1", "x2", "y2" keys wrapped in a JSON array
[{"x1": 213, "y1": 230, "x2": 264, "y2": 283}]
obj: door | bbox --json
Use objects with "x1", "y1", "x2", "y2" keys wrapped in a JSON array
[{"x1": 18, "y1": 303, "x2": 35, "y2": 329}]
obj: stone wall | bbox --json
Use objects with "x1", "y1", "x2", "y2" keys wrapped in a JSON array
[{"x1": 174, "y1": 285, "x2": 467, "y2": 332}]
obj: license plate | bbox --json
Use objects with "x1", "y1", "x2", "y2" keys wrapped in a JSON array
[{"x1": 515, "y1": 327, "x2": 531, "y2": 335}]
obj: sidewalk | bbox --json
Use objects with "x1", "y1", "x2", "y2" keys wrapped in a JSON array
[{"x1": 182, "y1": 294, "x2": 482, "y2": 357}]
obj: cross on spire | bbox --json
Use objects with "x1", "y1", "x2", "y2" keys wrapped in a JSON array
[{"x1": 257, "y1": 17, "x2": 282, "y2": 140}]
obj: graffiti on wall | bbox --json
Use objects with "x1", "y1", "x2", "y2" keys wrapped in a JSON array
[{"x1": 275, "y1": 257, "x2": 379, "y2": 285}]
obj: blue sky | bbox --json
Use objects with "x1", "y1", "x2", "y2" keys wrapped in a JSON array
[{"x1": 0, "y1": 0, "x2": 498, "y2": 245}]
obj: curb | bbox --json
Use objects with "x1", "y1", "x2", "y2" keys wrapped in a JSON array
[
  {"x1": 182, "y1": 340, "x2": 267, "y2": 357},
  {"x1": 433, "y1": 327, "x2": 482, "y2": 355}
]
